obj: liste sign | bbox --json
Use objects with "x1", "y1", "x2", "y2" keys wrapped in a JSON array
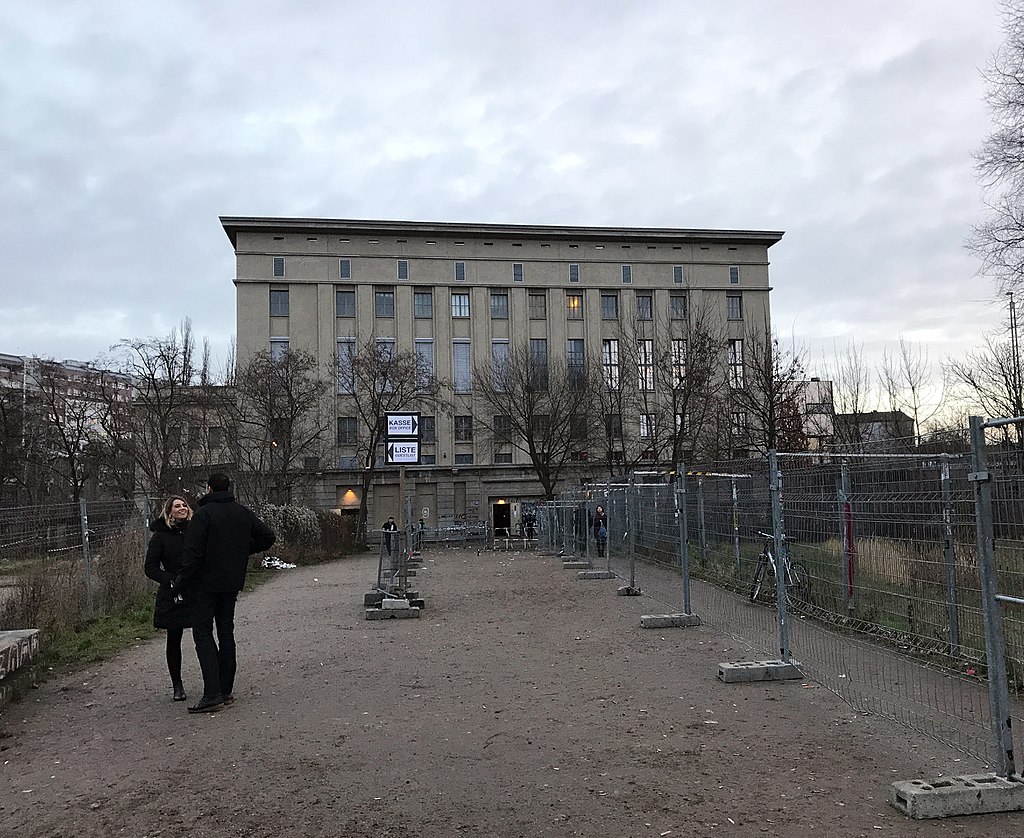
[
  {"x1": 385, "y1": 440, "x2": 420, "y2": 465},
  {"x1": 385, "y1": 413, "x2": 419, "y2": 438}
]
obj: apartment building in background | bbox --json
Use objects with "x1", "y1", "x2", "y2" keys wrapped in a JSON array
[{"x1": 222, "y1": 217, "x2": 784, "y2": 532}]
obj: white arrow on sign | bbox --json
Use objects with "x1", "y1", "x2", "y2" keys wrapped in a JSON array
[
  {"x1": 385, "y1": 440, "x2": 420, "y2": 464},
  {"x1": 386, "y1": 413, "x2": 419, "y2": 438}
]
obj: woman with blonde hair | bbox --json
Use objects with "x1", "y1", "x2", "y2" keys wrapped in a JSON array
[{"x1": 144, "y1": 496, "x2": 194, "y2": 701}]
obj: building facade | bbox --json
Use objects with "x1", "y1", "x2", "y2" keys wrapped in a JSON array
[{"x1": 223, "y1": 217, "x2": 784, "y2": 532}]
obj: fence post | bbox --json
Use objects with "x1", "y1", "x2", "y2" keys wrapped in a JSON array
[
  {"x1": 839, "y1": 461, "x2": 855, "y2": 613},
  {"x1": 940, "y1": 455, "x2": 961, "y2": 658},
  {"x1": 604, "y1": 483, "x2": 611, "y2": 572},
  {"x1": 676, "y1": 463, "x2": 691, "y2": 614},
  {"x1": 79, "y1": 497, "x2": 95, "y2": 621},
  {"x1": 627, "y1": 474, "x2": 637, "y2": 589},
  {"x1": 968, "y1": 415, "x2": 1016, "y2": 777},
  {"x1": 731, "y1": 477, "x2": 740, "y2": 574},
  {"x1": 697, "y1": 476, "x2": 707, "y2": 564},
  {"x1": 769, "y1": 450, "x2": 791, "y2": 662}
]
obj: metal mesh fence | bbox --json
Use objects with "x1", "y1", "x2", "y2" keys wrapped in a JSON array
[
  {"x1": 0, "y1": 499, "x2": 148, "y2": 632},
  {"x1": 550, "y1": 451, "x2": 1024, "y2": 769}
]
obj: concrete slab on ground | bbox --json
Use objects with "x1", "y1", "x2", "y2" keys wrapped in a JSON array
[
  {"x1": 718, "y1": 659, "x2": 802, "y2": 682},
  {"x1": 365, "y1": 606, "x2": 421, "y2": 620},
  {"x1": 1, "y1": 629, "x2": 41, "y2": 711},
  {"x1": 578, "y1": 570, "x2": 616, "y2": 580},
  {"x1": 640, "y1": 613, "x2": 701, "y2": 629}
]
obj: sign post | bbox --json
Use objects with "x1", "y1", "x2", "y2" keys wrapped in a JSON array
[{"x1": 385, "y1": 413, "x2": 421, "y2": 528}]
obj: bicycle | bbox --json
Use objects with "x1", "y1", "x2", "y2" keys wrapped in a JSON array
[{"x1": 748, "y1": 530, "x2": 810, "y2": 604}]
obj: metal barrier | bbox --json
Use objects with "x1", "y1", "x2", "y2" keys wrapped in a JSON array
[{"x1": 550, "y1": 446, "x2": 1024, "y2": 772}]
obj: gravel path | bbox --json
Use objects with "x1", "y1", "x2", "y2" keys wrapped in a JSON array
[{"x1": 0, "y1": 546, "x2": 1010, "y2": 836}]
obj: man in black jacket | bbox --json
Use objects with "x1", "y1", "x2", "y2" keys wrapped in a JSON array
[{"x1": 174, "y1": 472, "x2": 276, "y2": 714}]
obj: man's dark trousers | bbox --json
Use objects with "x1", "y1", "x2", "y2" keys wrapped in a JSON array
[{"x1": 191, "y1": 590, "x2": 238, "y2": 700}]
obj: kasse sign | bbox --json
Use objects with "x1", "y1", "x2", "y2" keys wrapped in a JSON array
[
  {"x1": 385, "y1": 413, "x2": 419, "y2": 438},
  {"x1": 385, "y1": 440, "x2": 420, "y2": 465}
]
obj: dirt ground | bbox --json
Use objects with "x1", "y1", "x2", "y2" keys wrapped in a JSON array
[{"x1": 0, "y1": 546, "x2": 1015, "y2": 837}]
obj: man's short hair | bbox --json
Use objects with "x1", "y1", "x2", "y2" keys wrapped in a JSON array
[{"x1": 208, "y1": 472, "x2": 231, "y2": 492}]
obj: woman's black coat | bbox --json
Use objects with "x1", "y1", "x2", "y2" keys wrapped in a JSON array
[{"x1": 145, "y1": 517, "x2": 193, "y2": 630}]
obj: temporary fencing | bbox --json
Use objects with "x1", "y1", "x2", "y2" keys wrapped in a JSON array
[
  {"x1": 0, "y1": 498, "x2": 148, "y2": 630},
  {"x1": 543, "y1": 436, "x2": 1024, "y2": 775}
]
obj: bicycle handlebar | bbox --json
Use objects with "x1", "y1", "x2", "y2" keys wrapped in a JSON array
[{"x1": 756, "y1": 530, "x2": 797, "y2": 544}]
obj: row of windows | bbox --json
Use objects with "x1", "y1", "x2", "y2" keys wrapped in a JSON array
[
  {"x1": 268, "y1": 334, "x2": 749, "y2": 395},
  {"x1": 271, "y1": 287, "x2": 744, "y2": 322},
  {"x1": 272, "y1": 255, "x2": 743, "y2": 286}
]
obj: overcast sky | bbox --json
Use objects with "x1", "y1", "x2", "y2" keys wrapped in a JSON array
[{"x1": 0, "y1": 0, "x2": 1008, "y2": 391}]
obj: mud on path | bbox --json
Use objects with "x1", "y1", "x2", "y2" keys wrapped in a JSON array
[{"x1": 0, "y1": 547, "x2": 1010, "y2": 837}]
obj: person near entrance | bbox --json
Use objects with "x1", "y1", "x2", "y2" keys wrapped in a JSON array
[
  {"x1": 174, "y1": 472, "x2": 276, "y2": 714},
  {"x1": 592, "y1": 505, "x2": 608, "y2": 557},
  {"x1": 382, "y1": 516, "x2": 398, "y2": 555}
]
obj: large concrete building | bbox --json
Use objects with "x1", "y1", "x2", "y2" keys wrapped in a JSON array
[{"x1": 222, "y1": 217, "x2": 783, "y2": 532}]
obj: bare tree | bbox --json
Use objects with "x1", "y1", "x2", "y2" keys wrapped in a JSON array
[
  {"x1": 822, "y1": 340, "x2": 876, "y2": 449},
  {"x1": 729, "y1": 324, "x2": 808, "y2": 455},
  {"x1": 880, "y1": 336, "x2": 942, "y2": 447},
  {"x1": 970, "y1": 1, "x2": 1024, "y2": 289},
  {"x1": 0, "y1": 385, "x2": 27, "y2": 502},
  {"x1": 225, "y1": 348, "x2": 332, "y2": 507},
  {"x1": 337, "y1": 337, "x2": 443, "y2": 544},
  {"x1": 471, "y1": 344, "x2": 594, "y2": 498}
]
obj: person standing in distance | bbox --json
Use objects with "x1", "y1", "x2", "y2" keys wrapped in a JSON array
[
  {"x1": 174, "y1": 472, "x2": 276, "y2": 714},
  {"x1": 382, "y1": 515, "x2": 398, "y2": 556}
]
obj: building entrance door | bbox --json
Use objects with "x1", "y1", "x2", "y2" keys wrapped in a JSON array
[{"x1": 492, "y1": 502, "x2": 511, "y2": 538}]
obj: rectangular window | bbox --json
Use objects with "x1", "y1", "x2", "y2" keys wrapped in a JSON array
[
  {"x1": 415, "y1": 339, "x2": 434, "y2": 389},
  {"x1": 566, "y1": 292, "x2": 583, "y2": 320},
  {"x1": 493, "y1": 451, "x2": 513, "y2": 465},
  {"x1": 530, "y1": 414, "x2": 550, "y2": 439},
  {"x1": 731, "y1": 411, "x2": 747, "y2": 436},
  {"x1": 375, "y1": 287, "x2": 395, "y2": 317},
  {"x1": 601, "y1": 339, "x2": 619, "y2": 389},
  {"x1": 494, "y1": 414, "x2": 513, "y2": 443},
  {"x1": 375, "y1": 339, "x2": 395, "y2": 393},
  {"x1": 454, "y1": 261, "x2": 466, "y2": 282},
  {"x1": 419, "y1": 415, "x2": 436, "y2": 444},
  {"x1": 491, "y1": 340, "x2": 509, "y2": 390},
  {"x1": 273, "y1": 256, "x2": 285, "y2": 277},
  {"x1": 569, "y1": 263, "x2": 580, "y2": 283},
  {"x1": 454, "y1": 452, "x2": 475, "y2": 465},
  {"x1": 336, "y1": 339, "x2": 355, "y2": 394},
  {"x1": 567, "y1": 338, "x2": 585, "y2": 388},
  {"x1": 339, "y1": 258, "x2": 352, "y2": 279},
  {"x1": 636, "y1": 293, "x2": 653, "y2": 321},
  {"x1": 414, "y1": 290, "x2": 433, "y2": 318},
  {"x1": 270, "y1": 338, "x2": 289, "y2": 362},
  {"x1": 621, "y1": 264, "x2": 632, "y2": 284},
  {"x1": 528, "y1": 292, "x2": 546, "y2": 320},
  {"x1": 397, "y1": 259, "x2": 409, "y2": 280},
  {"x1": 672, "y1": 339, "x2": 687, "y2": 386},
  {"x1": 729, "y1": 265, "x2": 740, "y2": 284},
  {"x1": 451, "y1": 291, "x2": 470, "y2": 318},
  {"x1": 337, "y1": 417, "x2": 357, "y2": 445},
  {"x1": 727, "y1": 292, "x2": 743, "y2": 320},
  {"x1": 670, "y1": 292, "x2": 687, "y2": 320},
  {"x1": 638, "y1": 339, "x2": 654, "y2": 391},
  {"x1": 529, "y1": 338, "x2": 548, "y2": 391},
  {"x1": 270, "y1": 289, "x2": 289, "y2": 316},
  {"x1": 335, "y1": 288, "x2": 355, "y2": 317},
  {"x1": 673, "y1": 265, "x2": 684, "y2": 284},
  {"x1": 490, "y1": 290, "x2": 509, "y2": 319},
  {"x1": 639, "y1": 414, "x2": 654, "y2": 439},
  {"x1": 453, "y1": 341, "x2": 471, "y2": 393},
  {"x1": 512, "y1": 262, "x2": 524, "y2": 282},
  {"x1": 728, "y1": 338, "x2": 745, "y2": 388},
  {"x1": 675, "y1": 413, "x2": 690, "y2": 437},
  {"x1": 601, "y1": 293, "x2": 618, "y2": 320},
  {"x1": 606, "y1": 414, "x2": 623, "y2": 440},
  {"x1": 208, "y1": 427, "x2": 224, "y2": 449},
  {"x1": 454, "y1": 415, "x2": 474, "y2": 442}
]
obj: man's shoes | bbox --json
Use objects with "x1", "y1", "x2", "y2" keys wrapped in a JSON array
[
  {"x1": 222, "y1": 694, "x2": 235, "y2": 705},
  {"x1": 187, "y1": 695, "x2": 224, "y2": 714},
  {"x1": 172, "y1": 683, "x2": 187, "y2": 702}
]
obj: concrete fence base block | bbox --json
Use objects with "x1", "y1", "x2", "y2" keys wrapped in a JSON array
[
  {"x1": 616, "y1": 585, "x2": 642, "y2": 596},
  {"x1": 381, "y1": 598, "x2": 412, "y2": 610},
  {"x1": 578, "y1": 570, "x2": 616, "y2": 580},
  {"x1": 890, "y1": 774, "x2": 1024, "y2": 819},
  {"x1": 365, "y1": 606, "x2": 421, "y2": 620},
  {"x1": 717, "y1": 659, "x2": 803, "y2": 682},
  {"x1": 640, "y1": 613, "x2": 702, "y2": 629},
  {"x1": 562, "y1": 560, "x2": 592, "y2": 570}
]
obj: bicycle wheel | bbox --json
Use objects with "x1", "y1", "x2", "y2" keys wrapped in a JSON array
[
  {"x1": 749, "y1": 556, "x2": 768, "y2": 602},
  {"x1": 788, "y1": 562, "x2": 811, "y2": 604}
]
